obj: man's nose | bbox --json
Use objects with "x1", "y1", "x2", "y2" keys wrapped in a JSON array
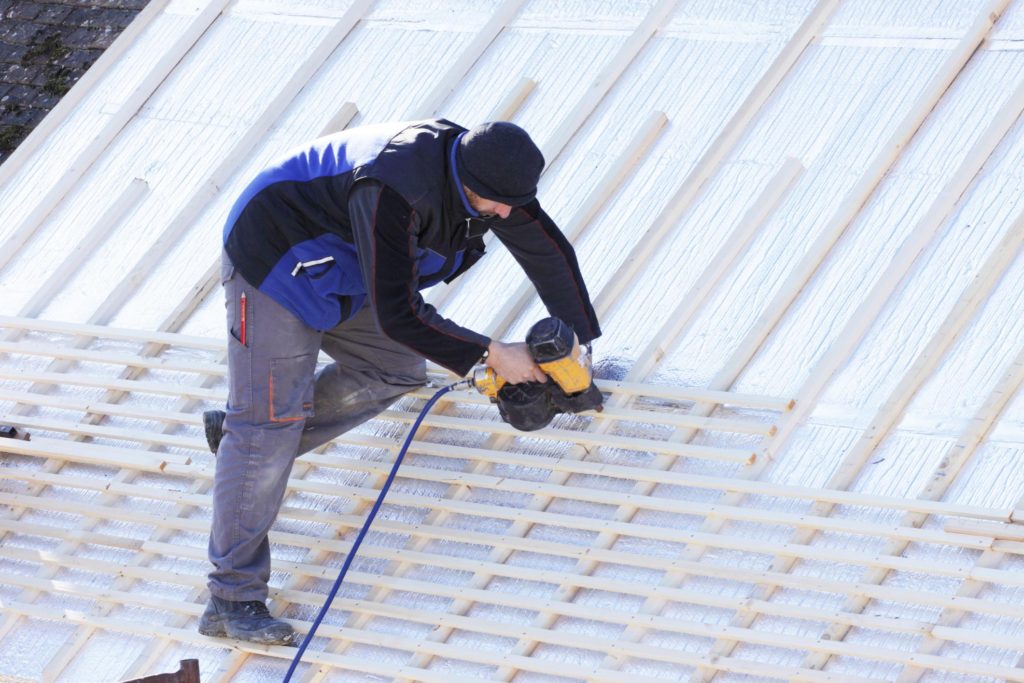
[{"x1": 497, "y1": 205, "x2": 511, "y2": 219}]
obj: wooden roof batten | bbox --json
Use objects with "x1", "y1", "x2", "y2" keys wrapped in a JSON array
[{"x1": 3, "y1": 0, "x2": 1024, "y2": 681}]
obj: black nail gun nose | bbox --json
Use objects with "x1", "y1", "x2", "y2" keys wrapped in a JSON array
[{"x1": 470, "y1": 317, "x2": 604, "y2": 431}]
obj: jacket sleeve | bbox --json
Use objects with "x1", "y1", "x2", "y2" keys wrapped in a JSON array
[
  {"x1": 490, "y1": 200, "x2": 602, "y2": 344},
  {"x1": 349, "y1": 181, "x2": 490, "y2": 376}
]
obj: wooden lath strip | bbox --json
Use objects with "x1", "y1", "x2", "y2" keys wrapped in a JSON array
[
  {"x1": 493, "y1": 161, "x2": 807, "y2": 675},
  {"x1": 0, "y1": 338, "x2": 775, "y2": 433},
  {"x1": 5, "y1": 480, "x2": 1018, "y2": 592},
  {"x1": 0, "y1": 381, "x2": 1010, "y2": 522},
  {"x1": 395, "y1": 157, "x2": 804, "y2": 679},
  {"x1": 0, "y1": 0, "x2": 232, "y2": 275},
  {"x1": 4, "y1": 515, "x2": 1019, "y2": 625},
  {"x1": 481, "y1": 109, "x2": 669, "y2": 340},
  {"x1": 6, "y1": 537, "x2": 1021, "y2": 681},
  {"x1": 410, "y1": 0, "x2": 527, "y2": 119},
  {"x1": 631, "y1": 157, "x2": 804, "y2": 372},
  {"x1": 0, "y1": 315, "x2": 223, "y2": 351},
  {"x1": 0, "y1": 598, "x2": 891, "y2": 683},
  {"x1": 805, "y1": 329, "x2": 1024, "y2": 674},
  {"x1": 695, "y1": 0, "x2": 1016, "y2": 424},
  {"x1": 5, "y1": 541, "x2": 1023, "y2": 681},
  {"x1": 589, "y1": 0, "x2": 841, "y2": 323},
  {"x1": 0, "y1": 339, "x2": 226, "y2": 376},
  {"x1": 0, "y1": 315, "x2": 791, "y2": 409},
  {"x1": 815, "y1": 203, "x2": 1024, "y2": 503},
  {"x1": 0, "y1": 366, "x2": 756, "y2": 462},
  {"x1": 84, "y1": 11, "x2": 372, "y2": 331},
  {"x1": 0, "y1": 388, "x2": 207, "y2": 426},
  {"x1": 1, "y1": 460, "x2": 994, "y2": 556},
  {"x1": 539, "y1": 0, "x2": 678, "y2": 166},
  {"x1": 696, "y1": 7, "x2": 1024, "y2": 676},
  {"x1": 0, "y1": 0, "x2": 171, "y2": 190},
  {"x1": 407, "y1": 394, "x2": 778, "y2": 434},
  {"x1": 758, "y1": 2, "x2": 1024, "y2": 466},
  {"x1": 4, "y1": 178, "x2": 149, "y2": 336},
  {"x1": 4, "y1": 509, "x2": 1015, "y2": 626},
  {"x1": 0, "y1": 526, "x2": 982, "y2": 645},
  {"x1": 4, "y1": 401, "x2": 1008, "y2": 531}
]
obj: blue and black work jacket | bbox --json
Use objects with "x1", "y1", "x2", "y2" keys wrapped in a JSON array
[{"x1": 223, "y1": 119, "x2": 600, "y2": 376}]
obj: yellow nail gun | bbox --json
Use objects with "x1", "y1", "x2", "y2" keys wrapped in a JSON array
[{"x1": 470, "y1": 317, "x2": 604, "y2": 431}]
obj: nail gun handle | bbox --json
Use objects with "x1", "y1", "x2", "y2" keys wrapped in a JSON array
[{"x1": 471, "y1": 366, "x2": 506, "y2": 399}]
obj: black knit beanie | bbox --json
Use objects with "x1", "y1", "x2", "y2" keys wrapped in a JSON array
[{"x1": 455, "y1": 122, "x2": 545, "y2": 206}]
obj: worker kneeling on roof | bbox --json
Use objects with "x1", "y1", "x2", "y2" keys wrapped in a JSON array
[{"x1": 199, "y1": 119, "x2": 601, "y2": 645}]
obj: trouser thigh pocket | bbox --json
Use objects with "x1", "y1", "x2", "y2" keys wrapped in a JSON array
[{"x1": 269, "y1": 354, "x2": 317, "y2": 423}]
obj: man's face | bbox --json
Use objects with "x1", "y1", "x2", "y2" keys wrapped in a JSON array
[{"x1": 464, "y1": 186, "x2": 513, "y2": 219}]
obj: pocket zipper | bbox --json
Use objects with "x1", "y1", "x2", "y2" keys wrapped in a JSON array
[{"x1": 291, "y1": 256, "x2": 335, "y2": 277}]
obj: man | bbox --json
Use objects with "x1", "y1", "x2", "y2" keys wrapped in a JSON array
[{"x1": 198, "y1": 119, "x2": 601, "y2": 645}]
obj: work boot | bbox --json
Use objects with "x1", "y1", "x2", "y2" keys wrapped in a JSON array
[
  {"x1": 203, "y1": 409, "x2": 226, "y2": 454},
  {"x1": 198, "y1": 596, "x2": 296, "y2": 646}
]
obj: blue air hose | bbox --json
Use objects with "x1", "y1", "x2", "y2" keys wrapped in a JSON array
[{"x1": 283, "y1": 381, "x2": 466, "y2": 681}]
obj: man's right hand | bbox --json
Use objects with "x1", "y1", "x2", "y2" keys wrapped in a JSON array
[{"x1": 485, "y1": 340, "x2": 548, "y2": 384}]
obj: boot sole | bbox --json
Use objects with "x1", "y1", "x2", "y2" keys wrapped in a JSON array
[{"x1": 199, "y1": 615, "x2": 296, "y2": 646}]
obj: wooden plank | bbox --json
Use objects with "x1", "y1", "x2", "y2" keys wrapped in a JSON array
[
  {"x1": 411, "y1": 0, "x2": 527, "y2": 118},
  {"x1": 482, "y1": 109, "x2": 668, "y2": 338},
  {"x1": 0, "y1": 388, "x2": 202, "y2": 425},
  {"x1": 6, "y1": 487, "x2": 1013, "y2": 589},
  {"x1": 10, "y1": 517, "x2": 1021, "y2": 625},
  {"x1": 2, "y1": 560, "x2": 1018, "y2": 681},
  {"x1": 826, "y1": 203, "x2": 1024, "y2": 498},
  {"x1": 0, "y1": 315, "x2": 223, "y2": 350},
  {"x1": 0, "y1": 343, "x2": 771, "y2": 434},
  {"x1": 540, "y1": 0, "x2": 677, "y2": 165},
  {"x1": 8, "y1": 178, "x2": 149, "y2": 329},
  {"x1": 0, "y1": 435, "x2": 186, "y2": 471},
  {"x1": 317, "y1": 101, "x2": 359, "y2": 136},
  {"x1": 0, "y1": 0, "x2": 232, "y2": 275},
  {"x1": 631, "y1": 157, "x2": 804, "y2": 376},
  {"x1": 376, "y1": 409, "x2": 757, "y2": 463},
  {"x1": 0, "y1": 414, "x2": 205, "y2": 451},
  {"x1": 86, "y1": 3, "x2": 374, "y2": 330},
  {"x1": 395, "y1": 437, "x2": 1008, "y2": 520},
  {"x1": 0, "y1": 368, "x2": 222, "y2": 402},
  {"x1": 488, "y1": 76, "x2": 535, "y2": 120},
  {"x1": 700, "y1": 0, "x2": 1015, "y2": 422},
  {"x1": 761, "y1": 12, "x2": 1024, "y2": 464},
  {"x1": 0, "y1": 0, "x2": 171, "y2": 190},
  {"x1": 593, "y1": 379, "x2": 794, "y2": 410},
  {"x1": 0, "y1": 340, "x2": 225, "y2": 376},
  {"x1": 4, "y1": 463, "x2": 992, "y2": 559},
  {"x1": 0, "y1": 382, "x2": 1006, "y2": 523},
  {"x1": 0, "y1": 563, "x2": 898, "y2": 683},
  {"x1": 590, "y1": 0, "x2": 841, "y2": 320},
  {"x1": 0, "y1": 369, "x2": 754, "y2": 462},
  {"x1": 692, "y1": 3, "x2": 1024, "y2": 674}
]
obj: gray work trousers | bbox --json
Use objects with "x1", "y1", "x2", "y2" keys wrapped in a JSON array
[{"x1": 207, "y1": 255, "x2": 426, "y2": 601}]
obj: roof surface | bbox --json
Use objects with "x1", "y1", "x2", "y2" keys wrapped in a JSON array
[{"x1": 2, "y1": 0, "x2": 1024, "y2": 681}]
